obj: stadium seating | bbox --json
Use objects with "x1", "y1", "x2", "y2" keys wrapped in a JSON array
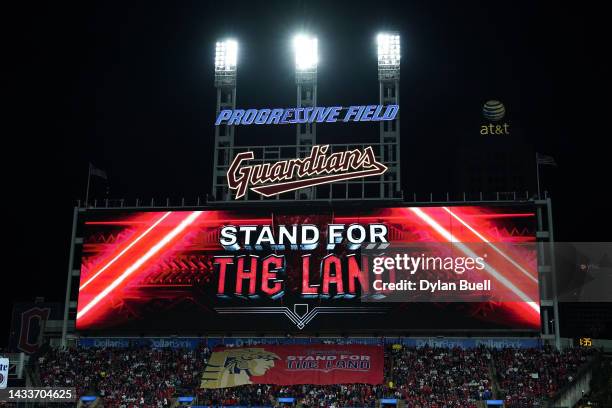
[
  {"x1": 491, "y1": 346, "x2": 593, "y2": 408},
  {"x1": 35, "y1": 342, "x2": 595, "y2": 407}
]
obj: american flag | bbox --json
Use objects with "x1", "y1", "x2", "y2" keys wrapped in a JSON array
[
  {"x1": 89, "y1": 162, "x2": 108, "y2": 179},
  {"x1": 536, "y1": 153, "x2": 557, "y2": 166}
]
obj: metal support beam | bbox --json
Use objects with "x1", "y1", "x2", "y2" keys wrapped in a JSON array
[
  {"x1": 212, "y1": 86, "x2": 236, "y2": 201},
  {"x1": 295, "y1": 42, "x2": 317, "y2": 200},
  {"x1": 61, "y1": 207, "x2": 78, "y2": 347},
  {"x1": 377, "y1": 32, "x2": 401, "y2": 199},
  {"x1": 212, "y1": 40, "x2": 238, "y2": 201},
  {"x1": 547, "y1": 197, "x2": 561, "y2": 349},
  {"x1": 379, "y1": 80, "x2": 400, "y2": 198}
]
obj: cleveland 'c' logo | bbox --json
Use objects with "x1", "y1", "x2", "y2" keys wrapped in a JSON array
[
  {"x1": 201, "y1": 348, "x2": 280, "y2": 389},
  {"x1": 227, "y1": 145, "x2": 388, "y2": 199}
]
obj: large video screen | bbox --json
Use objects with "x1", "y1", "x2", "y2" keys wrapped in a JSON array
[{"x1": 76, "y1": 205, "x2": 540, "y2": 334}]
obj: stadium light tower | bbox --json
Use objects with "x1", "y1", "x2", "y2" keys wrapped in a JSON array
[
  {"x1": 214, "y1": 39, "x2": 238, "y2": 84},
  {"x1": 294, "y1": 34, "x2": 318, "y2": 73},
  {"x1": 377, "y1": 32, "x2": 401, "y2": 199},
  {"x1": 213, "y1": 39, "x2": 238, "y2": 201},
  {"x1": 294, "y1": 34, "x2": 318, "y2": 199}
]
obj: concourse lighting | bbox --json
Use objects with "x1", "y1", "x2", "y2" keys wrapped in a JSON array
[
  {"x1": 215, "y1": 39, "x2": 238, "y2": 72},
  {"x1": 293, "y1": 34, "x2": 318, "y2": 71},
  {"x1": 377, "y1": 32, "x2": 400, "y2": 67}
]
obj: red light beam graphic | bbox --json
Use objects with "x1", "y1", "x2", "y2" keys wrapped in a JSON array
[
  {"x1": 79, "y1": 211, "x2": 172, "y2": 290},
  {"x1": 441, "y1": 207, "x2": 538, "y2": 284},
  {"x1": 408, "y1": 207, "x2": 540, "y2": 314},
  {"x1": 77, "y1": 211, "x2": 203, "y2": 320}
]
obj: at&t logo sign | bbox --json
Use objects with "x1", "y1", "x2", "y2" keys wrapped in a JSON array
[{"x1": 480, "y1": 100, "x2": 510, "y2": 135}]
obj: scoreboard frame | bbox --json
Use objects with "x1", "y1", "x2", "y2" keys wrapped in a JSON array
[{"x1": 61, "y1": 197, "x2": 560, "y2": 348}]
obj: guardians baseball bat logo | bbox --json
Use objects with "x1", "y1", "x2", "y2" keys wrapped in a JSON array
[{"x1": 227, "y1": 144, "x2": 388, "y2": 198}]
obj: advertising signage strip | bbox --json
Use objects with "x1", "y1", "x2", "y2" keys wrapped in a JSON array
[
  {"x1": 76, "y1": 206, "x2": 539, "y2": 334},
  {"x1": 77, "y1": 337, "x2": 542, "y2": 349}
]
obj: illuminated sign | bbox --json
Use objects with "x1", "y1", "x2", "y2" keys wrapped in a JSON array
[
  {"x1": 76, "y1": 206, "x2": 540, "y2": 334},
  {"x1": 480, "y1": 100, "x2": 510, "y2": 135},
  {"x1": 227, "y1": 144, "x2": 388, "y2": 198},
  {"x1": 215, "y1": 104, "x2": 399, "y2": 126},
  {"x1": 578, "y1": 337, "x2": 593, "y2": 347},
  {"x1": 200, "y1": 345, "x2": 384, "y2": 388}
]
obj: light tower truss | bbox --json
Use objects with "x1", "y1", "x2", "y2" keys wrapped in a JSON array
[
  {"x1": 294, "y1": 34, "x2": 318, "y2": 200},
  {"x1": 212, "y1": 39, "x2": 238, "y2": 201},
  {"x1": 377, "y1": 32, "x2": 401, "y2": 199}
]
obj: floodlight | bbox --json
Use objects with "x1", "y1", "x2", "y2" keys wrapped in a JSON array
[
  {"x1": 215, "y1": 39, "x2": 238, "y2": 72},
  {"x1": 294, "y1": 34, "x2": 318, "y2": 72},
  {"x1": 377, "y1": 33, "x2": 400, "y2": 67}
]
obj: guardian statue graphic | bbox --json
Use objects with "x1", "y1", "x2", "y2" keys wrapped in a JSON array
[{"x1": 200, "y1": 348, "x2": 280, "y2": 388}]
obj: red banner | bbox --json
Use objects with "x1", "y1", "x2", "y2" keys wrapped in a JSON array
[{"x1": 200, "y1": 345, "x2": 384, "y2": 388}]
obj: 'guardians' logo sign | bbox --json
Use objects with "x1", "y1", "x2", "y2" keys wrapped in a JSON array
[{"x1": 227, "y1": 144, "x2": 388, "y2": 198}]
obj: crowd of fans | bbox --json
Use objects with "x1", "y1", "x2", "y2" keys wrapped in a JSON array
[
  {"x1": 388, "y1": 346, "x2": 492, "y2": 407},
  {"x1": 195, "y1": 384, "x2": 275, "y2": 407},
  {"x1": 194, "y1": 384, "x2": 380, "y2": 407},
  {"x1": 33, "y1": 342, "x2": 595, "y2": 407},
  {"x1": 37, "y1": 344, "x2": 211, "y2": 407},
  {"x1": 492, "y1": 346, "x2": 594, "y2": 408}
]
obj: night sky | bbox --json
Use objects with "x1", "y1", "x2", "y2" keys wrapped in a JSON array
[{"x1": 3, "y1": 1, "x2": 609, "y2": 345}]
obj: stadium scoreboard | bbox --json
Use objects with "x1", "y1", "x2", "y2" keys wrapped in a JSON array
[{"x1": 74, "y1": 204, "x2": 541, "y2": 334}]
